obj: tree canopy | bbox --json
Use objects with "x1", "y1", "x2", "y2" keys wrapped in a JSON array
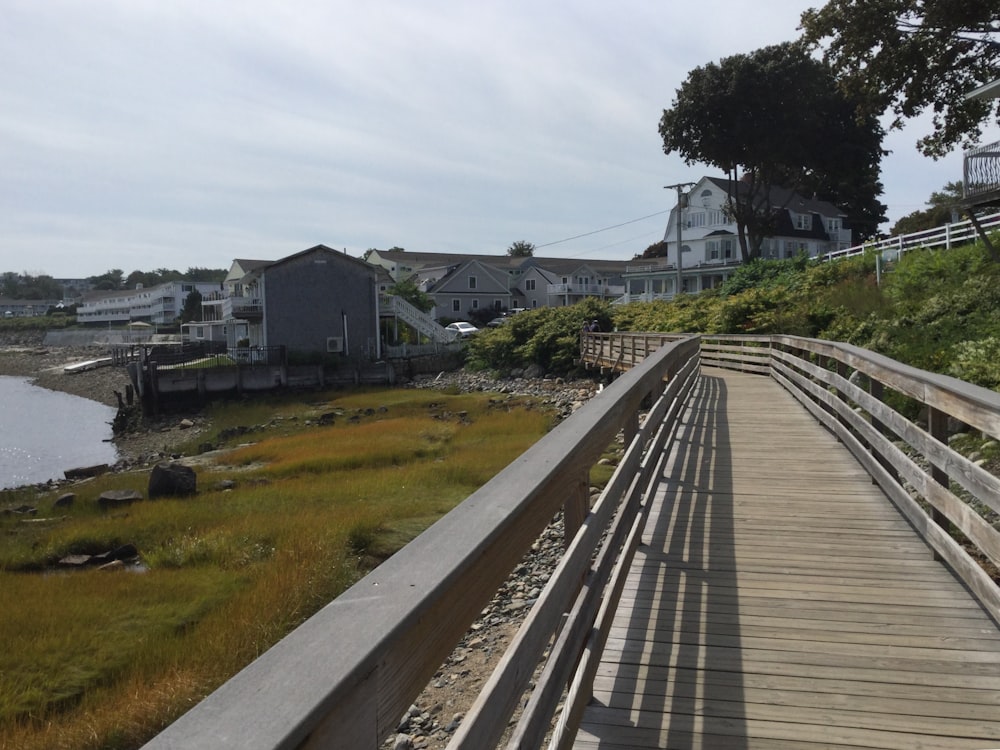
[
  {"x1": 387, "y1": 278, "x2": 434, "y2": 313},
  {"x1": 1, "y1": 272, "x2": 64, "y2": 300},
  {"x1": 800, "y1": 0, "x2": 1000, "y2": 158},
  {"x1": 506, "y1": 240, "x2": 535, "y2": 257},
  {"x1": 659, "y1": 42, "x2": 886, "y2": 260}
]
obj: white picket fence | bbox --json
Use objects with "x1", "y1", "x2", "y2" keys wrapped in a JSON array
[{"x1": 823, "y1": 210, "x2": 1000, "y2": 262}]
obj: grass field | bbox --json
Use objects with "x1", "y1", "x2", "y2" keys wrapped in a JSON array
[{"x1": 0, "y1": 386, "x2": 554, "y2": 750}]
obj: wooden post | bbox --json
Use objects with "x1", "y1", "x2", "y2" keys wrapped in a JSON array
[
  {"x1": 868, "y1": 379, "x2": 899, "y2": 484},
  {"x1": 563, "y1": 473, "x2": 590, "y2": 551},
  {"x1": 927, "y1": 406, "x2": 951, "y2": 560}
]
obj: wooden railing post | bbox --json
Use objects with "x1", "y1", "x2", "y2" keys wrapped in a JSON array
[
  {"x1": 564, "y1": 471, "x2": 590, "y2": 550},
  {"x1": 927, "y1": 407, "x2": 951, "y2": 560},
  {"x1": 868, "y1": 379, "x2": 899, "y2": 485}
]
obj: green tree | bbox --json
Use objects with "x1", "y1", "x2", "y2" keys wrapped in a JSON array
[
  {"x1": 890, "y1": 182, "x2": 964, "y2": 235},
  {"x1": 2, "y1": 272, "x2": 20, "y2": 298},
  {"x1": 800, "y1": 0, "x2": 1000, "y2": 158},
  {"x1": 637, "y1": 241, "x2": 669, "y2": 260},
  {"x1": 659, "y1": 43, "x2": 886, "y2": 261},
  {"x1": 179, "y1": 289, "x2": 203, "y2": 323},
  {"x1": 89, "y1": 269, "x2": 125, "y2": 291},
  {"x1": 387, "y1": 278, "x2": 433, "y2": 313},
  {"x1": 184, "y1": 267, "x2": 227, "y2": 282},
  {"x1": 506, "y1": 240, "x2": 535, "y2": 257}
]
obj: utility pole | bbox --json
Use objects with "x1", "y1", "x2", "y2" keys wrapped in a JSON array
[{"x1": 665, "y1": 182, "x2": 695, "y2": 297}]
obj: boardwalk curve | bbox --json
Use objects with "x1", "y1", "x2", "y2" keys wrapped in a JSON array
[{"x1": 574, "y1": 370, "x2": 1000, "y2": 750}]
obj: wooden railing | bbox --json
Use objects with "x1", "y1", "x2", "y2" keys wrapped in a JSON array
[
  {"x1": 766, "y1": 335, "x2": 1000, "y2": 624},
  {"x1": 142, "y1": 336, "x2": 702, "y2": 750},
  {"x1": 142, "y1": 332, "x2": 1000, "y2": 749},
  {"x1": 578, "y1": 331, "x2": 688, "y2": 372},
  {"x1": 677, "y1": 334, "x2": 1000, "y2": 624}
]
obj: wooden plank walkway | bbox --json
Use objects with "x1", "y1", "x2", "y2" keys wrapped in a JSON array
[{"x1": 574, "y1": 369, "x2": 1000, "y2": 750}]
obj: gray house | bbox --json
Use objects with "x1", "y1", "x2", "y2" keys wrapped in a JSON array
[
  {"x1": 426, "y1": 259, "x2": 513, "y2": 321},
  {"x1": 191, "y1": 245, "x2": 381, "y2": 360}
]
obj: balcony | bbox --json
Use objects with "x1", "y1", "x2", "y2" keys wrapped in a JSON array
[
  {"x1": 964, "y1": 139, "x2": 1000, "y2": 207},
  {"x1": 546, "y1": 283, "x2": 624, "y2": 298},
  {"x1": 230, "y1": 296, "x2": 263, "y2": 321}
]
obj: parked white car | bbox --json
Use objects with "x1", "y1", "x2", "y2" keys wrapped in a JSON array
[{"x1": 445, "y1": 321, "x2": 479, "y2": 338}]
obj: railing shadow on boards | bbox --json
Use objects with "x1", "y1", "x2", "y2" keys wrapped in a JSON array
[
  {"x1": 141, "y1": 335, "x2": 703, "y2": 750},
  {"x1": 707, "y1": 334, "x2": 1000, "y2": 625}
]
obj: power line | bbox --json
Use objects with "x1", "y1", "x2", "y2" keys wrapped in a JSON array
[{"x1": 535, "y1": 209, "x2": 670, "y2": 249}]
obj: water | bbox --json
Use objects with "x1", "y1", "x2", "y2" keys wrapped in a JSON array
[{"x1": 0, "y1": 376, "x2": 119, "y2": 490}]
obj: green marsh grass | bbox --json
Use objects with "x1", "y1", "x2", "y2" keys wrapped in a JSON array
[{"x1": 0, "y1": 388, "x2": 551, "y2": 750}]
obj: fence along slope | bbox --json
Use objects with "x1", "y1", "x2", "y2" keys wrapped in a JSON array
[{"x1": 142, "y1": 337, "x2": 701, "y2": 749}]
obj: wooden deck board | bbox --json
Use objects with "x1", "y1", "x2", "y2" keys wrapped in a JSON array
[{"x1": 573, "y1": 370, "x2": 1000, "y2": 749}]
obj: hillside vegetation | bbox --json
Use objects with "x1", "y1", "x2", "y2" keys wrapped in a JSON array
[{"x1": 468, "y1": 241, "x2": 1000, "y2": 391}]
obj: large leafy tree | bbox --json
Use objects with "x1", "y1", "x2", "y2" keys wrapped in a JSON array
[
  {"x1": 659, "y1": 42, "x2": 886, "y2": 261},
  {"x1": 800, "y1": 0, "x2": 1000, "y2": 158},
  {"x1": 507, "y1": 240, "x2": 535, "y2": 257},
  {"x1": 88, "y1": 269, "x2": 125, "y2": 291}
]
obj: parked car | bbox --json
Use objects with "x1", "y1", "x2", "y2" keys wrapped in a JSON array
[
  {"x1": 486, "y1": 316, "x2": 509, "y2": 328},
  {"x1": 445, "y1": 321, "x2": 479, "y2": 338}
]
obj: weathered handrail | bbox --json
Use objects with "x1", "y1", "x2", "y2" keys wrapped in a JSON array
[
  {"x1": 143, "y1": 336, "x2": 702, "y2": 750},
  {"x1": 767, "y1": 336, "x2": 1000, "y2": 623},
  {"x1": 579, "y1": 331, "x2": 688, "y2": 372},
  {"x1": 583, "y1": 333, "x2": 1000, "y2": 625}
]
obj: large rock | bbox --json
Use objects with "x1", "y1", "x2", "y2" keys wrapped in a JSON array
[
  {"x1": 98, "y1": 489, "x2": 143, "y2": 511},
  {"x1": 148, "y1": 462, "x2": 197, "y2": 499},
  {"x1": 64, "y1": 463, "x2": 109, "y2": 480}
]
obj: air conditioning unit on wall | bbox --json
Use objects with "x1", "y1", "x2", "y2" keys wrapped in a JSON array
[{"x1": 326, "y1": 336, "x2": 344, "y2": 353}]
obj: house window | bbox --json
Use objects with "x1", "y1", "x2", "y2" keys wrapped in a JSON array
[
  {"x1": 687, "y1": 212, "x2": 706, "y2": 228},
  {"x1": 707, "y1": 209, "x2": 724, "y2": 225},
  {"x1": 525, "y1": 279, "x2": 536, "y2": 291},
  {"x1": 826, "y1": 218, "x2": 841, "y2": 234},
  {"x1": 472, "y1": 299, "x2": 479, "y2": 309},
  {"x1": 494, "y1": 300, "x2": 502, "y2": 310},
  {"x1": 452, "y1": 299, "x2": 461, "y2": 312},
  {"x1": 722, "y1": 239, "x2": 734, "y2": 259},
  {"x1": 707, "y1": 241, "x2": 719, "y2": 260},
  {"x1": 795, "y1": 213, "x2": 812, "y2": 231},
  {"x1": 784, "y1": 241, "x2": 797, "y2": 258},
  {"x1": 468, "y1": 276, "x2": 477, "y2": 289}
]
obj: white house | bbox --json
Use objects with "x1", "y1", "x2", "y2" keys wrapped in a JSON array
[
  {"x1": 76, "y1": 280, "x2": 222, "y2": 327},
  {"x1": 622, "y1": 176, "x2": 854, "y2": 302}
]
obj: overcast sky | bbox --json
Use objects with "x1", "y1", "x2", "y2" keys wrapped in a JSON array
[{"x1": 2, "y1": 1, "x2": 991, "y2": 279}]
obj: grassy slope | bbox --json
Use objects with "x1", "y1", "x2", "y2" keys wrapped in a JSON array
[
  {"x1": 468, "y1": 240, "x2": 1000, "y2": 391},
  {"x1": 0, "y1": 389, "x2": 552, "y2": 750}
]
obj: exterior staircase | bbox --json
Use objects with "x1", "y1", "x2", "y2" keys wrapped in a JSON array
[{"x1": 380, "y1": 295, "x2": 456, "y2": 343}]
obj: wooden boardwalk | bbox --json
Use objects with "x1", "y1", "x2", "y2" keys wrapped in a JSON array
[{"x1": 574, "y1": 369, "x2": 1000, "y2": 750}]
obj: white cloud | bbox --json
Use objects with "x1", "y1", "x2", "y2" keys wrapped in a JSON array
[{"x1": 0, "y1": 0, "x2": 989, "y2": 277}]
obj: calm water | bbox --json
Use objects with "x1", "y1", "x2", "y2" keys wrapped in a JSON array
[{"x1": 0, "y1": 376, "x2": 119, "y2": 490}]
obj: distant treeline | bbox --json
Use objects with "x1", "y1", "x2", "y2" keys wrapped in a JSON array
[{"x1": 0, "y1": 268, "x2": 227, "y2": 299}]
